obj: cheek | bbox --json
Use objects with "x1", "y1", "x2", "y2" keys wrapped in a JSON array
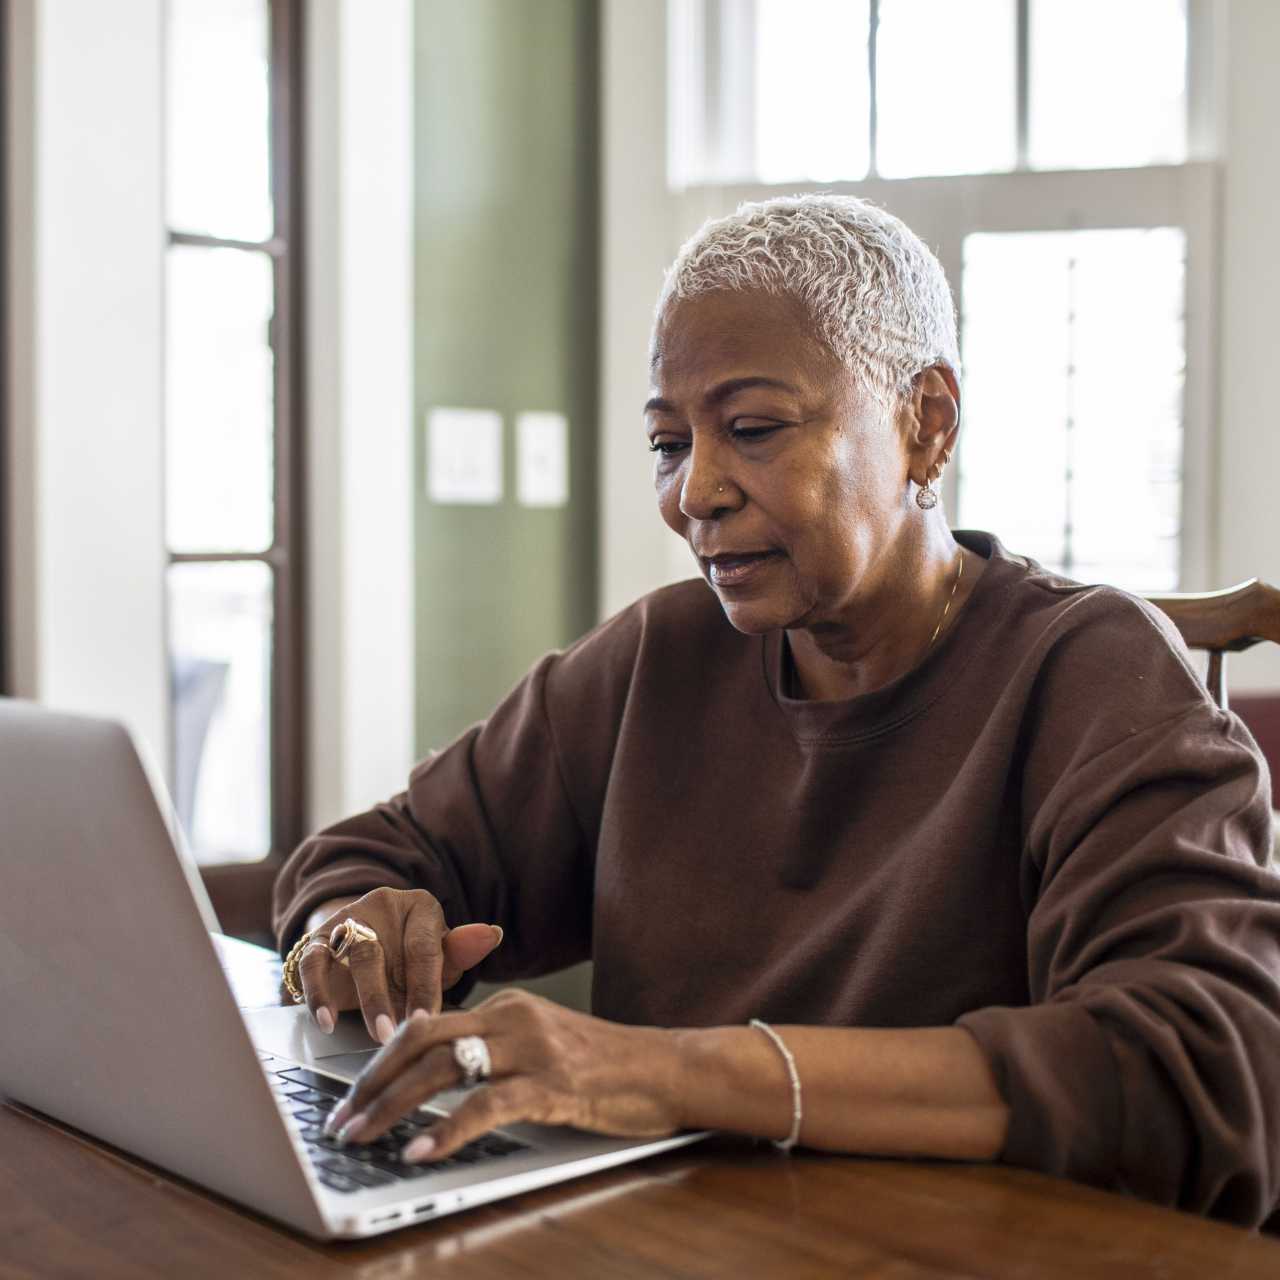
[{"x1": 654, "y1": 467, "x2": 685, "y2": 532}]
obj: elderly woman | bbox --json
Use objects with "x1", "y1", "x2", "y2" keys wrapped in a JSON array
[{"x1": 274, "y1": 194, "x2": 1280, "y2": 1228}]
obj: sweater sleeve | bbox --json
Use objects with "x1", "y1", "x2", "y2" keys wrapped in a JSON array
[
  {"x1": 957, "y1": 594, "x2": 1280, "y2": 1227},
  {"x1": 271, "y1": 623, "x2": 637, "y2": 988}
]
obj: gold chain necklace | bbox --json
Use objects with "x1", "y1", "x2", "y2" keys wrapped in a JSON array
[{"x1": 927, "y1": 550, "x2": 965, "y2": 647}]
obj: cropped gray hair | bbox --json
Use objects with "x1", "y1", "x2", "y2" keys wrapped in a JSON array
[{"x1": 655, "y1": 194, "x2": 960, "y2": 406}]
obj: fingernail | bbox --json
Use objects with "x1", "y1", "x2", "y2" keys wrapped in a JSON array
[
  {"x1": 316, "y1": 1007, "x2": 334, "y2": 1034},
  {"x1": 325, "y1": 1100, "x2": 352, "y2": 1134},
  {"x1": 375, "y1": 1014, "x2": 394, "y2": 1045},
  {"x1": 337, "y1": 1112, "x2": 368, "y2": 1144},
  {"x1": 401, "y1": 1134, "x2": 436, "y2": 1163},
  {"x1": 410, "y1": 1007, "x2": 431, "y2": 1023},
  {"x1": 490, "y1": 925, "x2": 504, "y2": 946}
]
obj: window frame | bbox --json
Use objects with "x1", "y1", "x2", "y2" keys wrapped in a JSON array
[{"x1": 165, "y1": 0, "x2": 306, "y2": 929}]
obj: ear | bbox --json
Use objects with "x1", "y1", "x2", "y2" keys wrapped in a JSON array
[{"x1": 901, "y1": 363, "x2": 960, "y2": 487}]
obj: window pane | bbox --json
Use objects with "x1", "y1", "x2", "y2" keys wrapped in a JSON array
[
  {"x1": 1028, "y1": 0, "x2": 1187, "y2": 170},
  {"x1": 755, "y1": 0, "x2": 870, "y2": 183},
  {"x1": 166, "y1": 245, "x2": 275, "y2": 554},
  {"x1": 876, "y1": 0, "x2": 1016, "y2": 178},
  {"x1": 958, "y1": 228, "x2": 1186, "y2": 592},
  {"x1": 169, "y1": 561, "x2": 272, "y2": 862},
  {"x1": 167, "y1": 0, "x2": 273, "y2": 241}
]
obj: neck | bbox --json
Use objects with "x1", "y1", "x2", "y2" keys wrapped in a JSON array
[{"x1": 786, "y1": 518, "x2": 971, "y2": 702}]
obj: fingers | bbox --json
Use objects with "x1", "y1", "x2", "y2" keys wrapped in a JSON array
[
  {"x1": 297, "y1": 939, "x2": 337, "y2": 1033},
  {"x1": 400, "y1": 897, "x2": 448, "y2": 1017},
  {"x1": 345, "y1": 933, "x2": 397, "y2": 1045},
  {"x1": 329, "y1": 1007, "x2": 491, "y2": 1138},
  {"x1": 335, "y1": 1042, "x2": 460, "y2": 1143},
  {"x1": 440, "y1": 923, "x2": 504, "y2": 991},
  {"x1": 402, "y1": 1079, "x2": 544, "y2": 1163}
]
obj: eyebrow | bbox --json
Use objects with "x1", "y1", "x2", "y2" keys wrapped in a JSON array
[{"x1": 643, "y1": 376, "x2": 800, "y2": 417}]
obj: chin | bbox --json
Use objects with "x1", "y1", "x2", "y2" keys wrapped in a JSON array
[{"x1": 710, "y1": 590, "x2": 796, "y2": 636}]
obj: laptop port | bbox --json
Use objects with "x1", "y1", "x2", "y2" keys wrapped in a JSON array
[
  {"x1": 413, "y1": 1202, "x2": 437, "y2": 1217},
  {"x1": 370, "y1": 1211, "x2": 402, "y2": 1226}
]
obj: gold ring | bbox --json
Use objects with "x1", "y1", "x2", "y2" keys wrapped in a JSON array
[
  {"x1": 282, "y1": 929, "x2": 316, "y2": 1004},
  {"x1": 328, "y1": 917, "x2": 379, "y2": 967}
]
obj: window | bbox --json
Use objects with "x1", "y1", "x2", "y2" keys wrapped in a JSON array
[
  {"x1": 671, "y1": 0, "x2": 1189, "y2": 187},
  {"x1": 960, "y1": 227, "x2": 1186, "y2": 590},
  {"x1": 664, "y1": 0, "x2": 1213, "y2": 593},
  {"x1": 164, "y1": 0, "x2": 304, "y2": 869}
]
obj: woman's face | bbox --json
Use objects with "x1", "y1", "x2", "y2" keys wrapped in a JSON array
[{"x1": 647, "y1": 289, "x2": 923, "y2": 636}]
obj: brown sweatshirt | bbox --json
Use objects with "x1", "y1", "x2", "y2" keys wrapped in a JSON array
[{"x1": 274, "y1": 531, "x2": 1280, "y2": 1227}]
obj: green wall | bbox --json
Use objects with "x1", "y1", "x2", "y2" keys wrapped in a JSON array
[{"x1": 414, "y1": 0, "x2": 599, "y2": 754}]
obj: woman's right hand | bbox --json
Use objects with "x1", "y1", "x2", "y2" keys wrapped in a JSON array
[{"x1": 295, "y1": 887, "x2": 503, "y2": 1045}]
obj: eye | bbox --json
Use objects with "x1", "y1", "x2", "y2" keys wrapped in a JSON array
[
  {"x1": 730, "y1": 419, "x2": 784, "y2": 443},
  {"x1": 647, "y1": 439, "x2": 689, "y2": 457}
]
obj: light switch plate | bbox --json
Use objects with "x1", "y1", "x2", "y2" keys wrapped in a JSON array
[
  {"x1": 516, "y1": 411, "x2": 569, "y2": 508},
  {"x1": 426, "y1": 407, "x2": 503, "y2": 505}
]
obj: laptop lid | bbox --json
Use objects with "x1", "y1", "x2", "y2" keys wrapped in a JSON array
[{"x1": 0, "y1": 699, "x2": 327, "y2": 1237}]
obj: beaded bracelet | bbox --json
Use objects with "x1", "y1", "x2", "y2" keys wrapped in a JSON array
[{"x1": 749, "y1": 1018, "x2": 802, "y2": 1151}]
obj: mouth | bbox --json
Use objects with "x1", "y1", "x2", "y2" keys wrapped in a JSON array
[{"x1": 699, "y1": 549, "x2": 783, "y2": 589}]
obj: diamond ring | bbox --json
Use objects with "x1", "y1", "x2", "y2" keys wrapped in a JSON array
[{"x1": 452, "y1": 1035, "x2": 492, "y2": 1087}]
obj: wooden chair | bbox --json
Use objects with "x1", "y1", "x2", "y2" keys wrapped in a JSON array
[{"x1": 1146, "y1": 580, "x2": 1280, "y2": 711}]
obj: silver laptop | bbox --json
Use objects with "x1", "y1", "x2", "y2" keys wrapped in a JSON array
[{"x1": 0, "y1": 699, "x2": 704, "y2": 1239}]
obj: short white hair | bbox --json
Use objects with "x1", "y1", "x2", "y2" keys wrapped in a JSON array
[{"x1": 655, "y1": 194, "x2": 960, "y2": 405}]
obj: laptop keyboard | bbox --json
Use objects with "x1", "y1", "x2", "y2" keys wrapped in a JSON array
[{"x1": 260, "y1": 1057, "x2": 529, "y2": 1195}]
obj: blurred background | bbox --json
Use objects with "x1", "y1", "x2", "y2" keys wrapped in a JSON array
[{"x1": 3, "y1": 0, "x2": 1275, "y2": 941}]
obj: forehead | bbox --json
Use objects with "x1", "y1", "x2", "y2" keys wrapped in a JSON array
[{"x1": 651, "y1": 289, "x2": 841, "y2": 391}]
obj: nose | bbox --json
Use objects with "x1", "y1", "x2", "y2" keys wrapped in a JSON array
[{"x1": 679, "y1": 440, "x2": 736, "y2": 521}]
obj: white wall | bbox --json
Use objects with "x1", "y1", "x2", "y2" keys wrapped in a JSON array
[
  {"x1": 304, "y1": 0, "x2": 416, "y2": 829},
  {"x1": 1215, "y1": 0, "x2": 1280, "y2": 691},
  {"x1": 5, "y1": 0, "x2": 168, "y2": 757},
  {"x1": 600, "y1": 0, "x2": 697, "y2": 620}
]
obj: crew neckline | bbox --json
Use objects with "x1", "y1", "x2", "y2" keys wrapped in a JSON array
[{"x1": 762, "y1": 530, "x2": 1023, "y2": 745}]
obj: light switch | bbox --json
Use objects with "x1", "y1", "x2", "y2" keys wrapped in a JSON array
[
  {"x1": 426, "y1": 408, "x2": 503, "y2": 505},
  {"x1": 516, "y1": 411, "x2": 569, "y2": 509}
]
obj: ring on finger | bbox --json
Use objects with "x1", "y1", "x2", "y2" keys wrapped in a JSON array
[
  {"x1": 452, "y1": 1035, "x2": 492, "y2": 1088},
  {"x1": 329, "y1": 917, "x2": 379, "y2": 968}
]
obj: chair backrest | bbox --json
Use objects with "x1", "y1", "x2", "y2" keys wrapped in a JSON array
[{"x1": 1145, "y1": 579, "x2": 1280, "y2": 710}]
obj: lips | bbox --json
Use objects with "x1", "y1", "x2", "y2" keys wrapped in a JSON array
[{"x1": 700, "y1": 549, "x2": 782, "y2": 588}]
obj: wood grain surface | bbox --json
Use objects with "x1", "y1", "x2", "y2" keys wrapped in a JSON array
[{"x1": 3, "y1": 1102, "x2": 1280, "y2": 1280}]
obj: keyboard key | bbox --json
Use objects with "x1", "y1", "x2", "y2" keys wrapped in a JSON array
[
  {"x1": 361, "y1": 1152, "x2": 445, "y2": 1181},
  {"x1": 277, "y1": 1068, "x2": 349, "y2": 1097},
  {"x1": 318, "y1": 1171, "x2": 361, "y2": 1194},
  {"x1": 317, "y1": 1156, "x2": 396, "y2": 1190},
  {"x1": 283, "y1": 1087, "x2": 331, "y2": 1106},
  {"x1": 476, "y1": 1135, "x2": 527, "y2": 1157},
  {"x1": 291, "y1": 1107, "x2": 328, "y2": 1125}
]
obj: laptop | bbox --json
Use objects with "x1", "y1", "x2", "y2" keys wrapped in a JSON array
[{"x1": 0, "y1": 699, "x2": 705, "y2": 1239}]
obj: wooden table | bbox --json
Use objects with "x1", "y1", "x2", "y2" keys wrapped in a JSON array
[{"x1": 3, "y1": 939, "x2": 1279, "y2": 1279}]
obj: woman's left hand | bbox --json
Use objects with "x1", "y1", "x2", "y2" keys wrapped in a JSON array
[{"x1": 326, "y1": 989, "x2": 688, "y2": 1162}]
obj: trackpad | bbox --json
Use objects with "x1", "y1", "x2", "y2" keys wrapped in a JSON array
[
  {"x1": 243, "y1": 1004, "x2": 470, "y2": 1109},
  {"x1": 243, "y1": 1004, "x2": 377, "y2": 1063}
]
